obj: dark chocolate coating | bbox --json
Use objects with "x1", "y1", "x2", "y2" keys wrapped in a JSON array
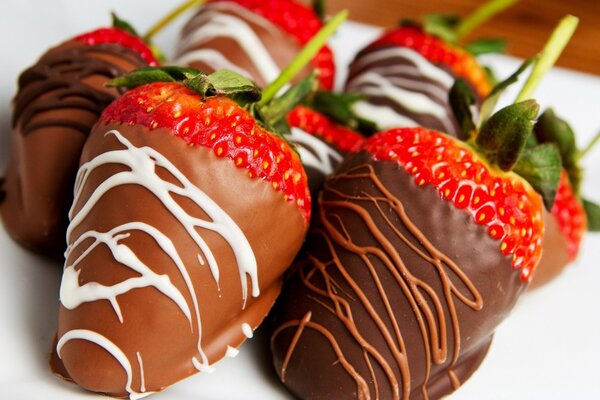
[
  {"x1": 345, "y1": 45, "x2": 482, "y2": 137},
  {"x1": 271, "y1": 151, "x2": 526, "y2": 400},
  {"x1": 0, "y1": 40, "x2": 148, "y2": 257},
  {"x1": 53, "y1": 123, "x2": 307, "y2": 397}
]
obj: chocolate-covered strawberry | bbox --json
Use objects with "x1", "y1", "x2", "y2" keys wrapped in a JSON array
[
  {"x1": 271, "y1": 98, "x2": 550, "y2": 399},
  {"x1": 0, "y1": 22, "x2": 158, "y2": 257},
  {"x1": 175, "y1": 0, "x2": 335, "y2": 89},
  {"x1": 528, "y1": 109, "x2": 600, "y2": 288},
  {"x1": 52, "y1": 12, "x2": 348, "y2": 398},
  {"x1": 52, "y1": 70, "x2": 310, "y2": 398},
  {"x1": 344, "y1": 0, "x2": 518, "y2": 136}
]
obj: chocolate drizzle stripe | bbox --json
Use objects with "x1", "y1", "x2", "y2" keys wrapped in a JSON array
[
  {"x1": 274, "y1": 313, "x2": 371, "y2": 400},
  {"x1": 279, "y1": 164, "x2": 484, "y2": 399},
  {"x1": 13, "y1": 43, "x2": 146, "y2": 135},
  {"x1": 346, "y1": 45, "x2": 461, "y2": 135}
]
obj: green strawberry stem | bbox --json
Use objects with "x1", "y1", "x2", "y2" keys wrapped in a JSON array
[
  {"x1": 258, "y1": 10, "x2": 348, "y2": 107},
  {"x1": 577, "y1": 130, "x2": 600, "y2": 160},
  {"x1": 516, "y1": 15, "x2": 579, "y2": 102},
  {"x1": 144, "y1": 0, "x2": 205, "y2": 41},
  {"x1": 455, "y1": 0, "x2": 519, "y2": 39}
]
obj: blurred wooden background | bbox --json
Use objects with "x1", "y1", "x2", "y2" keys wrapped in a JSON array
[{"x1": 320, "y1": 0, "x2": 600, "y2": 76}]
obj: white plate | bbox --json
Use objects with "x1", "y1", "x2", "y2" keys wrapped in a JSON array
[{"x1": 1, "y1": 1, "x2": 600, "y2": 399}]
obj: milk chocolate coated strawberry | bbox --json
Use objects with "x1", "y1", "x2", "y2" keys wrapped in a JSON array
[
  {"x1": 0, "y1": 24, "x2": 158, "y2": 257},
  {"x1": 175, "y1": 0, "x2": 335, "y2": 89},
  {"x1": 52, "y1": 68, "x2": 311, "y2": 397}
]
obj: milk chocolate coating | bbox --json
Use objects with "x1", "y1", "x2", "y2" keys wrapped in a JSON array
[
  {"x1": 0, "y1": 40, "x2": 148, "y2": 257},
  {"x1": 345, "y1": 45, "x2": 482, "y2": 137},
  {"x1": 53, "y1": 123, "x2": 307, "y2": 397},
  {"x1": 529, "y1": 209, "x2": 570, "y2": 289},
  {"x1": 271, "y1": 152, "x2": 526, "y2": 399},
  {"x1": 176, "y1": 2, "x2": 311, "y2": 88}
]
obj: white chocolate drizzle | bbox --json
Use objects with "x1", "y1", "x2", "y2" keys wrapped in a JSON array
[
  {"x1": 288, "y1": 127, "x2": 343, "y2": 176},
  {"x1": 242, "y1": 323, "x2": 254, "y2": 338},
  {"x1": 58, "y1": 129, "x2": 259, "y2": 389},
  {"x1": 226, "y1": 345, "x2": 240, "y2": 358},
  {"x1": 57, "y1": 329, "x2": 153, "y2": 400},
  {"x1": 347, "y1": 46, "x2": 457, "y2": 134},
  {"x1": 176, "y1": 2, "x2": 282, "y2": 85},
  {"x1": 136, "y1": 352, "x2": 146, "y2": 393}
]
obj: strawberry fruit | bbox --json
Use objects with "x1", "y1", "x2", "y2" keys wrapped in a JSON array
[
  {"x1": 53, "y1": 68, "x2": 311, "y2": 397},
  {"x1": 270, "y1": 99, "x2": 550, "y2": 400}
]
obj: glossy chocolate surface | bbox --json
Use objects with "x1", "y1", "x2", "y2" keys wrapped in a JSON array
[
  {"x1": 271, "y1": 151, "x2": 525, "y2": 399},
  {"x1": 0, "y1": 40, "x2": 148, "y2": 256},
  {"x1": 529, "y1": 209, "x2": 570, "y2": 289},
  {"x1": 53, "y1": 123, "x2": 307, "y2": 398},
  {"x1": 345, "y1": 45, "x2": 481, "y2": 137},
  {"x1": 176, "y1": 1, "x2": 310, "y2": 88}
]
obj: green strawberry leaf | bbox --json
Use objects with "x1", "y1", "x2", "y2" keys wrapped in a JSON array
[
  {"x1": 423, "y1": 13, "x2": 459, "y2": 43},
  {"x1": 205, "y1": 70, "x2": 261, "y2": 104},
  {"x1": 533, "y1": 108, "x2": 584, "y2": 193},
  {"x1": 449, "y1": 79, "x2": 477, "y2": 140},
  {"x1": 156, "y1": 66, "x2": 203, "y2": 80},
  {"x1": 398, "y1": 19, "x2": 420, "y2": 28},
  {"x1": 476, "y1": 99, "x2": 540, "y2": 171},
  {"x1": 111, "y1": 12, "x2": 140, "y2": 37},
  {"x1": 534, "y1": 109, "x2": 577, "y2": 165},
  {"x1": 248, "y1": 103, "x2": 290, "y2": 140},
  {"x1": 108, "y1": 67, "x2": 176, "y2": 89},
  {"x1": 312, "y1": 0, "x2": 326, "y2": 22},
  {"x1": 478, "y1": 57, "x2": 536, "y2": 128},
  {"x1": 583, "y1": 198, "x2": 600, "y2": 232},
  {"x1": 109, "y1": 67, "x2": 263, "y2": 104},
  {"x1": 108, "y1": 66, "x2": 202, "y2": 89},
  {"x1": 261, "y1": 74, "x2": 318, "y2": 127},
  {"x1": 311, "y1": 91, "x2": 378, "y2": 135},
  {"x1": 465, "y1": 38, "x2": 507, "y2": 55},
  {"x1": 513, "y1": 143, "x2": 562, "y2": 210}
]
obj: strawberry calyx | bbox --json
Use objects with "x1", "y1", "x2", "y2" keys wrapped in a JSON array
[
  {"x1": 75, "y1": 27, "x2": 159, "y2": 66},
  {"x1": 533, "y1": 109, "x2": 600, "y2": 232},
  {"x1": 449, "y1": 77, "x2": 562, "y2": 211},
  {"x1": 364, "y1": 127, "x2": 544, "y2": 282}
]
